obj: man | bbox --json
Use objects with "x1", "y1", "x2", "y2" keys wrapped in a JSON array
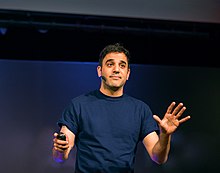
[{"x1": 52, "y1": 43, "x2": 191, "y2": 173}]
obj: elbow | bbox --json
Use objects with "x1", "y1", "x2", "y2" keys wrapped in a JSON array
[
  {"x1": 152, "y1": 155, "x2": 168, "y2": 165},
  {"x1": 155, "y1": 159, "x2": 167, "y2": 165}
]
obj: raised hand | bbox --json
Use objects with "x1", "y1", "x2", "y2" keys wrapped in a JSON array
[{"x1": 153, "y1": 102, "x2": 191, "y2": 135}]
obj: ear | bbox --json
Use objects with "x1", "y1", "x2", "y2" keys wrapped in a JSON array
[
  {"x1": 126, "y1": 68, "x2": 130, "y2": 80},
  {"x1": 97, "y1": 66, "x2": 102, "y2": 77}
]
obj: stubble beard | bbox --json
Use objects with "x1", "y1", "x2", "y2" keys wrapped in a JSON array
[{"x1": 104, "y1": 80, "x2": 125, "y2": 92}]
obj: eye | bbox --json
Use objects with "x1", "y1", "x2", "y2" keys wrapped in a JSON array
[
  {"x1": 107, "y1": 63, "x2": 113, "y2": 67},
  {"x1": 120, "y1": 64, "x2": 126, "y2": 68}
]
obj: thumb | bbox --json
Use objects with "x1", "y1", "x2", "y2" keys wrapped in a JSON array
[
  {"x1": 54, "y1": 132, "x2": 58, "y2": 137},
  {"x1": 153, "y1": 115, "x2": 161, "y2": 124}
]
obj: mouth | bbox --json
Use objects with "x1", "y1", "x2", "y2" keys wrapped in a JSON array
[
  {"x1": 110, "y1": 75, "x2": 121, "y2": 78},
  {"x1": 110, "y1": 75, "x2": 121, "y2": 80}
]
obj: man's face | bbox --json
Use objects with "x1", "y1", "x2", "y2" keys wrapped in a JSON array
[{"x1": 97, "y1": 52, "x2": 130, "y2": 90}]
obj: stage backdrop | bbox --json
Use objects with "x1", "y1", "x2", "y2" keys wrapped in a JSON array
[
  {"x1": 0, "y1": 0, "x2": 220, "y2": 24},
  {"x1": 0, "y1": 59, "x2": 219, "y2": 173}
]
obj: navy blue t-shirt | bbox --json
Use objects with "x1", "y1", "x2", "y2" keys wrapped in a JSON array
[{"x1": 57, "y1": 90, "x2": 159, "y2": 173}]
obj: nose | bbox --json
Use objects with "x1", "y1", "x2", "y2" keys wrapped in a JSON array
[{"x1": 113, "y1": 64, "x2": 120, "y2": 73}]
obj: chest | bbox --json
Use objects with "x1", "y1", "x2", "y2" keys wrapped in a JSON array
[{"x1": 78, "y1": 101, "x2": 142, "y2": 140}]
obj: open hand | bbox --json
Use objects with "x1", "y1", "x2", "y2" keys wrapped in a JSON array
[{"x1": 153, "y1": 102, "x2": 191, "y2": 135}]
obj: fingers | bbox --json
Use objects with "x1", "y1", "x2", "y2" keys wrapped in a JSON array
[
  {"x1": 175, "y1": 105, "x2": 186, "y2": 119},
  {"x1": 167, "y1": 102, "x2": 186, "y2": 116},
  {"x1": 166, "y1": 102, "x2": 176, "y2": 114},
  {"x1": 167, "y1": 101, "x2": 191, "y2": 124},
  {"x1": 53, "y1": 132, "x2": 69, "y2": 151},
  {"x1": 53, "y1": 140, "x2": 69, "y2": 151},
  {"x1": 54, "y1": 132, "x2": 58, "y2": 137},
  {"x1": 174, "y1": 103, "x2": 184, "y2": 115},
  {"x1": 179, "y1": 115, "x2": 191, "y2": 124}
]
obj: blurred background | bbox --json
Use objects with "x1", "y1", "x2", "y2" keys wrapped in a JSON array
[{"x1": 0, "y1": 1, "x2": 220, "y2": 173}]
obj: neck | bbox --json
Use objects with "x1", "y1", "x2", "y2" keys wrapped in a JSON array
[{"x1": 99, "y1": 86, "x2": 123, "y2": 97}]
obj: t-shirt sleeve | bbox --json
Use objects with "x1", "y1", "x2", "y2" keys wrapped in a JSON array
[
  {"x1": 57, "y1": 101, "x2": 79, "y2": 135},
  {"x1": 139, "y1": 103, "x2": 159, "y2": 141}
]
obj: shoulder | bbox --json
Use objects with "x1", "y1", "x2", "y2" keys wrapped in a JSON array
[
  {"x1": 70, "y1": 90, "x2": 99, "y2": 104},
  {"x1": 125, "y1": 94, "x2": 153, "y2": 116},
  {"x1": 124, "y1": 94, "x2": 150, "y2": 108},
  {"x1": 63, "y1": 90, "x2": 98, "y2": 113}
]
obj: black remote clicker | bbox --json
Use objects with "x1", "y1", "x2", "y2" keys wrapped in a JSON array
[{"x1": 57, "y1": 132, "x2": 66, "y2": 141}]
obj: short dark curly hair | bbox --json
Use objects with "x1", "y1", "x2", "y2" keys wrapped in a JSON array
[{"x1": 99, "y1": 43, "x2": 131, "y2": 67}]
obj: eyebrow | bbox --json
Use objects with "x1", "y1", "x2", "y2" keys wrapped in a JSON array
[{"x1": 105, "y1": 59, "x2": 127, "y2": 65}]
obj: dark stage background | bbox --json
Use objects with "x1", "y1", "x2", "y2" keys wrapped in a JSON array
[
  {"x1": 0, "y1": 60, "x2": 219, "y2": 173},
  {"x1": 0, "y1": 1, "x2": 220, "y2": 173},
  {"x1": 0, "y1": 1, "x2": 220, "y2": 68}
]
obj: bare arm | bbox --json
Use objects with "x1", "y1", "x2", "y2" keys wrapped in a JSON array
[
  {"x1": 52, "y1": 126, "x2": 75, "y2": 162},
  {"x1": 143, "y1": 102, "x2": 191, "y2": 164}
]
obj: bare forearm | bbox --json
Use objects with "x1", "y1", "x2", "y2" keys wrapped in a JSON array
[{"x1": 152, "y1": 133, "x2": 171, "y2": 164}]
